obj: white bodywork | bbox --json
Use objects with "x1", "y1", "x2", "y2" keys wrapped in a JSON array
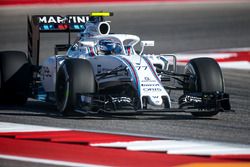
[{"x1": 41, "y1": 22, "x2": 171, "y2": 109}]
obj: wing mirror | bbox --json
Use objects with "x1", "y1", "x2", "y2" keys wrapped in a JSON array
[
  {"x1": 141, "y1": 41, "x2": 155, "y2": 47},
  {"x1": 140, "y1": 41, "x2": 155, "y2": 55}
]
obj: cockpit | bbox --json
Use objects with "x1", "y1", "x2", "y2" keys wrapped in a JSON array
[
  {"x1": 96, "y1": 38, "x2": 123, "y2": 55},
  {"x1": 67, "y1": 34, "x2": 140, "y2": 58}
]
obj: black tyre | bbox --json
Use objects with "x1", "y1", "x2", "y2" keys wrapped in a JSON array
[
  {"x1": 56, "y1": 59, "x2": 96, "y2": 116},
  {"x1": 184, "y1": 57, "x2": 224, "y2": 117},
  {"x1": 0, "y1": 51, "x2": 31, "y2": 105}
]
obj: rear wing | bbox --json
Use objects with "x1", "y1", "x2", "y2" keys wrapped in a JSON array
[
  {"x1": 27, "y1": 15, "x2": 89, "y2": 66},
  {"x1": 28, "y1": 12, "x2": 113, "y2": 66}
]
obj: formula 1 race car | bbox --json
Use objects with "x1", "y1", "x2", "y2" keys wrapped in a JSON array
[{"x1": 0, "y1": 12, "x2": 231, "y2": 117}]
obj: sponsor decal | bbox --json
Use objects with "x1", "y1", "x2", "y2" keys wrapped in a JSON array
[
  {"x1": 112, "y1": 97, "x2": 132, "y2": 103},
  {"x1": 183, "y1": 95, "x2": 202, "y2": 103},
  {"x1": 38, "y1": 16, "x2": 89, "y2": 24},
  {"x1": 143, "y1": 88, "x2": 162, "y2": 92},
  {"x1": 141, "y1": 84, "x2": 160, "y2": 87},
  {"x1": 136, "y1": 66, "x2": 147, "y2": 70},
  {"x1": 141, "y1": 77, "x2": 156, "y2": 83}
]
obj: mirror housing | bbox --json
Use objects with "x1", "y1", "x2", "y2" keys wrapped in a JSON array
[
  {"x1": 140, "y1": 41, "x2": 155, "y2": 55},
  {"x1": 140, "y1": 41, "x2": 155, "y2": 47}
]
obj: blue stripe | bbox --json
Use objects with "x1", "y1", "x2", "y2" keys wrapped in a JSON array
[
  {"x1": 114, "y1": 57, "x2": 140, "y2": 97},
  {"x1": 142, "y1": 57, "x2": 161, "y2": 83}
]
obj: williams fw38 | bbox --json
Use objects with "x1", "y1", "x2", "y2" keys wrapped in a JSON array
[{"x1": 0, "y1": 12, "x2": 231, "y2": 117}]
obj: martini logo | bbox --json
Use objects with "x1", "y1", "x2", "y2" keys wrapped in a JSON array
[{"x1": 38, "y1": 16, "x2": 89, "y2": 24}]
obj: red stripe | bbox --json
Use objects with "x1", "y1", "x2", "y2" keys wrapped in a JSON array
[
  {"x1": 122, "y1": 57, "x2": 139, "y2": 91},
  {"x1": 0, "y1": 136, "x2": 236, "y2": 166},
  {"x1": 0, "y1": 0, "x2": 224, "y2": 6},
  {"x1": 90, "y1": 48, "x2": 95, "y2": 57},
  {"x1": 177, "y1": 51, "x2": 250, "y2": 64},
  {"x1": 143, "y1": 57, "x2": 161, "y2": 83},
  {"x1": 0, "y1": 131, "x2": 247, "y2": 166},
  {"x1": 51, "y1": 135, "x2": 152, "y2": 143},
  {"x1": 212, "y1": 155, "x2": 250, "y2": 161},
  {"x1": 216, "y1": 51, "x2": 250, "y2": 62},
  {"x1": 0, "y1": 130, "x2": 153, "y2": 144}
]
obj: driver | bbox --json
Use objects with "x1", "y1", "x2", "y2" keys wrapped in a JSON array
[{"x1": 97, "y1": 39, "x2": 122, "y2": 55}]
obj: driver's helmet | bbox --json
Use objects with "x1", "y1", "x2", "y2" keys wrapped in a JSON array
[{"x1": 97, "y1": 39, "x2": 122, "y2": 55}]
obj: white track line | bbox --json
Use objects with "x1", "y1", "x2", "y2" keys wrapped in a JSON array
[
  {"x1": 92, "y1": 140, "x2": 250, "y2": 155},
  {"x1": 173, "y1": 48, "x2": 250, "y2": 70},
  {"x1": 168, "y1": 147, "x2": 250, "y2": 155},
  {"x1": 1, "y1": 122, "x2": 250, "y2": 156},
  {"x1": 0, "y1": 122, "x2": 102, "y2": 166},
  {"x1": 216, "y1": 61, "x2": 250, "y2": 70},
  {"x1": 179, "y1": 47, "x2": 250, "y2": 53},
  {"x1": 0, "y1": 122, "x2": 68, "y2": 132},
  {"x1": 175, "y1": 53, "x2": 235, "y2": 60},
  {"x1": 0, "y1": 154, "x2": 103, "y2": 167}
]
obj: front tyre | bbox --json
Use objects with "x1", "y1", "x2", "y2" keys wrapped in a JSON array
[
  {"x1": 184, "y1": 57, "x2": 224, "y2": 117},
  {"x1": 56, "y1": 59, "x2": 96, "y2": 116}
]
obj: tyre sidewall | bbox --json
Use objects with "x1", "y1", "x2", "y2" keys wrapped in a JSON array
[
  {"x1": 185, "y1": 57, "x2": 224, "y2": 92},
  {"x1": 184, "y1": 57, "x2": 224, "y2": 117},
  {"x1": 0, "y1": 51, "x2": 31, "y2": 105},
  {"x1": 56, "y1": 59, "x2": 96, "y2": 115}
]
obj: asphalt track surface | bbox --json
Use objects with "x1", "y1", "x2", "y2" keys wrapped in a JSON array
[{"x1": 0, "y1": 1, "x2": 250, "y2": 150}]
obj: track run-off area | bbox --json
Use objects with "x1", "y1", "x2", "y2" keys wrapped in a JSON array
[{"x1": 0, "y1": 1, "x2": 250, "y2": 166}]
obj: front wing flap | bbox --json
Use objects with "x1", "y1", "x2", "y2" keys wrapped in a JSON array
[{"x1": 178, "y1": 92, "x2": 231, "y2": 112}]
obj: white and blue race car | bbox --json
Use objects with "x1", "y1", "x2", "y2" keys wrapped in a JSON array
[{"x1": 0, "y1": 12, "x2": 231, "y2": 117}]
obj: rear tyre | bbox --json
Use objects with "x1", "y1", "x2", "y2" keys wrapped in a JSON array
[
  {"x1": 56, "y1": 59, "x2": 96, "y2": 116},
  {"x1": 184, "y1": 57, "x2": 224, "y2": 117},
  {"x1": 0, "y1": 51, "x2": 31, "y2": 105}
]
